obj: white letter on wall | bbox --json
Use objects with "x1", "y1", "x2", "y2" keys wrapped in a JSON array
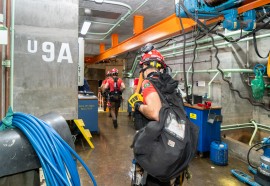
[
  {"x1": 42, "y1": 42, "x2": 55, "y2": 62},
  {"x1": 57, "y1": 43, "x2": 73, "y2": 63},
  {"x1": 27, "y1": 40, "x2": 37, "y2": 53}
]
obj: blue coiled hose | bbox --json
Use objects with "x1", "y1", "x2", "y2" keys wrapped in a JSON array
[{"x1": 4, "y1": 112, "x2": 97, "y2": 186}]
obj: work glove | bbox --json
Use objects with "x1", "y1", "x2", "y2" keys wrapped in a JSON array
[
  {"x1": 128, "y1": 93, "x2": 143, "y2": 110},
  {"x1": 134, "y1": 101, "x2": 143, "y2": 111}
]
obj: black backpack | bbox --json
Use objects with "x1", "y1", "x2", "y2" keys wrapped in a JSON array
[
  {"x1": 131, "y1": 73, "x2": 199, "y2": 182},
  {"x1": 110, "y1": 77, "x2": 122, "y2": 101}
]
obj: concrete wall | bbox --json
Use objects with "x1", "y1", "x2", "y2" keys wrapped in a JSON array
[
  {"x1": 13, "y1": 0, "x2": 78, "y2": 119},
  {"x1": 164, "y1": 31, "x2": 270, "y2": 125}
]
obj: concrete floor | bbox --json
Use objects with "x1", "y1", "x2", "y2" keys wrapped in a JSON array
[{"x1": 76, "y1": 112, "x2": 250, "y2": 186}]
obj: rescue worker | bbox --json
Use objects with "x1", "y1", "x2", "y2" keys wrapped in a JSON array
[
  {"x1": 129, "y1": 44, "x2": 183, "y2": 186},
  {"x1": 103, "y1": 68, "x2": 125, "y2": 128},
  {"x1": 101, "y1": 70, "x2": 112, "y2": 112}
]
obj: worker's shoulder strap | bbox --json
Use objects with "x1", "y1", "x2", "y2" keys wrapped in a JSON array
[
  {"x1": 147, "y1": 73, "x2": 186, "y2": 112},
  {"x1": 113, "y1": 77, "x2": 119, "y2": 89}
]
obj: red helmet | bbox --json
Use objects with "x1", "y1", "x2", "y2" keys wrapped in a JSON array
[
  {"x1": 139, "y1": 49, "x2": 166, "y2": 69},
  {"x1": 111, "y1": 68, "x2": 118, "y2": 75}
]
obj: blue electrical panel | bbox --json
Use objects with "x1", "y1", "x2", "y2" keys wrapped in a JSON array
[
  {"x1": 184, "y1": 105, "x2": 222, "y2": 153},
  {"x1": 78, "y1": 94, "x2": 99, "y2": 133}
]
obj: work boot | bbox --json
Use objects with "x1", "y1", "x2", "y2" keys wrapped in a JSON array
[{"x1": 113, "y1": 120, "x2": 118, "y2": 129}]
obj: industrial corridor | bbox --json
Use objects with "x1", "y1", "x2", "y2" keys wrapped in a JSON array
[{"x1": 1, "y1": 0, "x2": 270, "y2": 185}]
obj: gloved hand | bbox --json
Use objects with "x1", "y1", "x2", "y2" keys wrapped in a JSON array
[
  {"x1": 134, "y1": 101, "x2": 143, "y2": 111},
  {"x1": 128, "y1": 93, "x2": 143, "y2": 108}
]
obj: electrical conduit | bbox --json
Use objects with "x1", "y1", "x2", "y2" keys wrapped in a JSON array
[
  {"x1": 10, "y1": 0, "x2": 14, "y2": 108},
  {"x1": 221, "y1": 120, "x2": 268, "y2": 146},
  {"x1": 208, "y1": 71, "x2": 219, "y2": 99},
  {"x1": 249, "y1": 120, "x2": 258, "y2": 146}
]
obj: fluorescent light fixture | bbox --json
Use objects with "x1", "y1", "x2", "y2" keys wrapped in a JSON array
[
  {"x1": 95, "y1": 0, "x2": 104, "y2": 3},
  {"x1": 80, "y1": 21, "x2": 91, "y2": 35}
]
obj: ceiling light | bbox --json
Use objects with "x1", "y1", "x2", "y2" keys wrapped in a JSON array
[
  {"x1": 84, "y1": 8, "x2": 91, "y2": 15},
  {"x1": 94, "y1": 0, "x2": 104, "y2": 4},
  {"x1": 80, "y1": 21, "x2": 91, "y2": 35}
]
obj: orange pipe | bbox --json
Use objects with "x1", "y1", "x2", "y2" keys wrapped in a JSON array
[{"x1": 133, "y1": 15, "x2": 144, "y2": 35}]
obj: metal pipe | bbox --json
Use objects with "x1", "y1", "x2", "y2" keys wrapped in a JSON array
[
  {"x1": 174, "y1": 68, "x2": 253, "y2": 74},
  {"x1": 257, "y1": 123, "x2": 270, "y2": 128},
  {"x1": 246, "y1": 39, "x2": 250, "y2": 68},
  {"x1": 87, "y1": 0, "x2": 132, "y2": 36},
  {"x1": 221, "y1": 123, "x2": 270, "y2": 130},
  {"x1": 164, "y1": 32, "x2": 270, "y2": 59},
  {"x1": 86, "y1": 0, "x2": 150, "y2": 40},
  {"x1": 222, "y1": 123, "x2": 254, "y2": 128},
  {"x1": 221, "y1": 126, "x2": 254, "y2": 131},
  {"x1": 127, "y1": 31, "x2": 270, "y2": 78},
  {"x1": 0, "y1": 0, "x2": 3, "y2": 118},
  {"x1": 222, "y1": 126, "x2": 270, "y2": 132},
  {"x1": 160, "y1": 30, "x2": 248, "y2": 53},
  {"x1": 90, "y1": 21, "x2": 115, "y2": 26},
  {"x1": 186, "y1": 65, "x2": 192, "y2": 92},
  {"x1": 221, "y1": 121, "x2": 270, "y2": 146},
  {"x1": 10, "y1": 0, "x2": 15, "y2": 108},
  {"x1": 249, "y1": 120, "x2": 258, "y2": 146},
  {"x1": 231, "y1": 44, "x2": 245, "y2": 66},
  {"x1": 208, "y1": 71, "x2": 219, "y2": 98},
  {"x1": 4, "y1": 0, "x2": 11, "y2": 113}
]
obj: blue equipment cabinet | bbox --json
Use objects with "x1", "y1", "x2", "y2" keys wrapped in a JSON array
[
  {"x1": 184, "y1": 104, "x2": 222, "y2": 153},
  {"x1": 78, "y1": 94, "x2": 99, "y2": 133}
]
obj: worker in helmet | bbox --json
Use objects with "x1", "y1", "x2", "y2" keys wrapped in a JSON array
[
  {"x1": 133, "y1": 43, "x2": 166, "y2": 121},
  {"x1": 128, "y1": 43, "x2": 184, "y2": 186},
  {"x1": 103, "y1": 68, "x2": 125, "y2": 128},
  {"x1": 101, "y1": 70, "x2": 112, "y2": 112}
]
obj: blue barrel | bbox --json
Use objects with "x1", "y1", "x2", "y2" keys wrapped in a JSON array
[{"x1": 210, "y1": 141, "x2": 228, "y2": 166}]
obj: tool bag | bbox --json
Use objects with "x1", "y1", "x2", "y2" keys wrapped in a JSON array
[{"x1": 131, "y1": 73, "x2": 199, "y2": 182}]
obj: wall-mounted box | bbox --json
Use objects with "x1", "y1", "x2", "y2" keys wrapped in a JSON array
[{"x1": 0, "y1": 25, "x2": 8, "y2": 45}]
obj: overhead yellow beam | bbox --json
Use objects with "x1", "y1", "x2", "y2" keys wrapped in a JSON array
[{"x1": 86, "y1": 0, "x2": 270, "y2": 64}]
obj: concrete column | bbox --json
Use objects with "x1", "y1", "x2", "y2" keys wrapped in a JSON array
[
  {"x1": 13, "y1": 0, "x2": 79, "y2": 119},
  {"x1": 133, "y1": 15, "x2": 144, "y2": 35},
  {"x1": 100, "y1": 43, "x2": 105, "y2": 53},
  {"x1": 111, "y1": 33, "x2": 118, "y2": 47}
]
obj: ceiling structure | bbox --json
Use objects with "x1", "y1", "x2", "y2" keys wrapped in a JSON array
[
  {"x1": 79, "y1": 0, "x2": 270, "y2": 65},
  {"x1": 79, "y1": 0, "x2": 176, "y2": 58}
]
